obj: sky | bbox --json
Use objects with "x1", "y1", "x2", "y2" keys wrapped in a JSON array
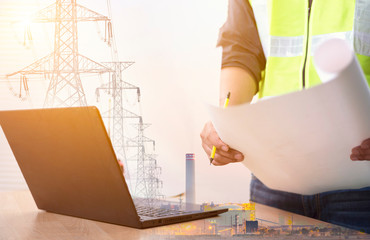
[{"x1": 0, "y1": 0, "x2": 253, "y2": 203}]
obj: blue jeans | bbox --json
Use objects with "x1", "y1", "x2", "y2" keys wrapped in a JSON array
[{"x1": 250, "y1": 175, "x2": 370, "y2": 233}]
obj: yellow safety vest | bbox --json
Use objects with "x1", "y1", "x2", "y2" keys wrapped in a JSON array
[{"x1": 250, "y1": 0, "x2": 370, "y2": 98}]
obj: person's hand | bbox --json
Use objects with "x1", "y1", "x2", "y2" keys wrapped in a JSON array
[
  {"x1": 117, "y1": 159, "x2": 125, "y2": 173},
  {"x1": 350, "y1": 138, "x2": 370, "y2": 161},
  {"x1": 200, "y1": 121, "x2": 244, "y2": 166}
]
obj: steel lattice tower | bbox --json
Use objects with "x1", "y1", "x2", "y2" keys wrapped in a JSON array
[
  {"x1": 96, "y1": 62, "x2": 141, "y2": 182},
  {"x1": 145, "y1": 154, "x2": 163, "y2": 207},
  {"x1": 97, "y1": 62, "x2": 164, "y2": 207},
  {"x1": 7, "y1": 0, "x2": 113, "y2": 107},
  {"x1": 96, "y1": 62, "x2": 138, "y2": 162},
  {"x1": 95, "y1": 2, "x2": 164, "y2": 203},
  {"x1": 126, "y1": 120, "x2": 158, "y2": 207}
]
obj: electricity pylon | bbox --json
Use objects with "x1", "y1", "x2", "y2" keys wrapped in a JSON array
[
  {"x1": 145, "y1": 154, "x2": 163, "y2": 207},
  {"x1": 94, "y1": 2, "x2": 164, "y2": 205},
  {"x1": 95, "y1": 61, "x2": 140, "y2": 181},
  {"x1": 96, "y1": 62, "x2": 163, "y2": 207},
  {"x1": 7, "y1": 0, "x2": 113, "y2": 107},
  {"x1": 126, "y1": 120, "x2": 160, "y2": 207}
]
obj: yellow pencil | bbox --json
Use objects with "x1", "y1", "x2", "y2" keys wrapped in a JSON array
[{"x1": 210, "y1": 92, "x2": 230, "y2": 164}]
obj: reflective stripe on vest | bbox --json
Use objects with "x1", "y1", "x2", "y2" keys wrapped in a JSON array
[
  {"x1": 354, "y1": 0, "x2": 370, "y2": 56},
  {"x1": 250, "y1": 0, "x2": 370, "y2": 99},
  {"x1": 354, "y1": 0, "x2": 370, "y2": 83},
  {"x1": 270, "y1": 35, "x2": 304, "y2": 57},
  {"x1": 310, "y1": 31, "x2": 353, "y2": 56}
]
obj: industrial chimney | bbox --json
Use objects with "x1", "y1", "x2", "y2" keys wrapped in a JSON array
[{"x1": 185, "y1": 153, "x2": 196, "y2": 211}]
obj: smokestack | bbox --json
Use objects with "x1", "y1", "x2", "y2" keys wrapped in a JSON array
[{"x1": 185, "y1": 153, "x2": 195, "y2": 211}]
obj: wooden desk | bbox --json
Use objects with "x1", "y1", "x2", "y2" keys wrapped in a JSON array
[{"x1": 0, "y1": 191, "x2": 368, "y2": 240}]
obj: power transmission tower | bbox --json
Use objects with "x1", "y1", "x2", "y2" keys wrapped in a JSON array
[
  {"x1": 145, "y1": 154, "x2": 163, "y2": 207},
  {"x1": 97, "y1": 67, "x2": 164, "y2": 207},
  {"x1": 95, "y1": 1, "x2": 164, "y2": 205},
  {"x1": 7, "y1": 0, "x2": 113, "y2": 107},
  {"x1": 96, "y1": 62, "x2": 140, "y2": 183},
  {"x1": 126, "y1": 120, "x2": 163, "y2": 207}
]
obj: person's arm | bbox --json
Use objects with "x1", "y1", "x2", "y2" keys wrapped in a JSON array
[
  {"x1": 219, "y1": 67, "x2": 256, "y2": 105},
  {"x1": 200, "y1": 66, "x2": 256, "y2": 166},
  {"x1": 200, "y1": 0, "x2": 265, "y2": 166}
]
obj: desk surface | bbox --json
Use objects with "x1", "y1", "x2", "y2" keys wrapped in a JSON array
[{"x1": 0, "y1": 190, "x2": 368, "y2": 240}]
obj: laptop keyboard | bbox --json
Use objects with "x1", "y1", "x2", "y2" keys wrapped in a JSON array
[{"x1": 136, "y1": 205, "x2": 187, "y2": 219}]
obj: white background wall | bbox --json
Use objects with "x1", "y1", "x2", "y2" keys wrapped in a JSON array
[{"x1": 0, "y1": 0, "x2": 252, "y2": 203}]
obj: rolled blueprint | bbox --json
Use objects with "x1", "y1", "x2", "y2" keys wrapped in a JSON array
[{"x1": 208, "y1": 38, "x2": 370, "y2": 195}]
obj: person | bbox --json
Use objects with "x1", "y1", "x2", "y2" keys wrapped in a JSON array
[{"x1": 200, "y1": 0, "x2": 370, "y2": 233}]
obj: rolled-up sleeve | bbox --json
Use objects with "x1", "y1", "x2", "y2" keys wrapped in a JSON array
[{"x1": 217, "y1": 0, "x2": 266, "y2": 90}]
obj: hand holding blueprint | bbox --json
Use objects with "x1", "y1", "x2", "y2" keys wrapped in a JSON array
[{"x1": 208, "y1": 39, "x2": 370, "y2": 195}]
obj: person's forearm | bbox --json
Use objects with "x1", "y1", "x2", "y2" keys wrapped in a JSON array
[{"x1": 219, "y1": 67, "x2": 257, "y2": 106}]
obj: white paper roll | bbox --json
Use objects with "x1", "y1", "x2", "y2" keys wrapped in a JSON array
[{"x1": 207, "y1": 38, "x2": 370, "y2": 195}]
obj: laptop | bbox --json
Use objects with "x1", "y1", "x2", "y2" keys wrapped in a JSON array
[{"x1": 0, "y1": 106, "x2": 227, "y2": 229}]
